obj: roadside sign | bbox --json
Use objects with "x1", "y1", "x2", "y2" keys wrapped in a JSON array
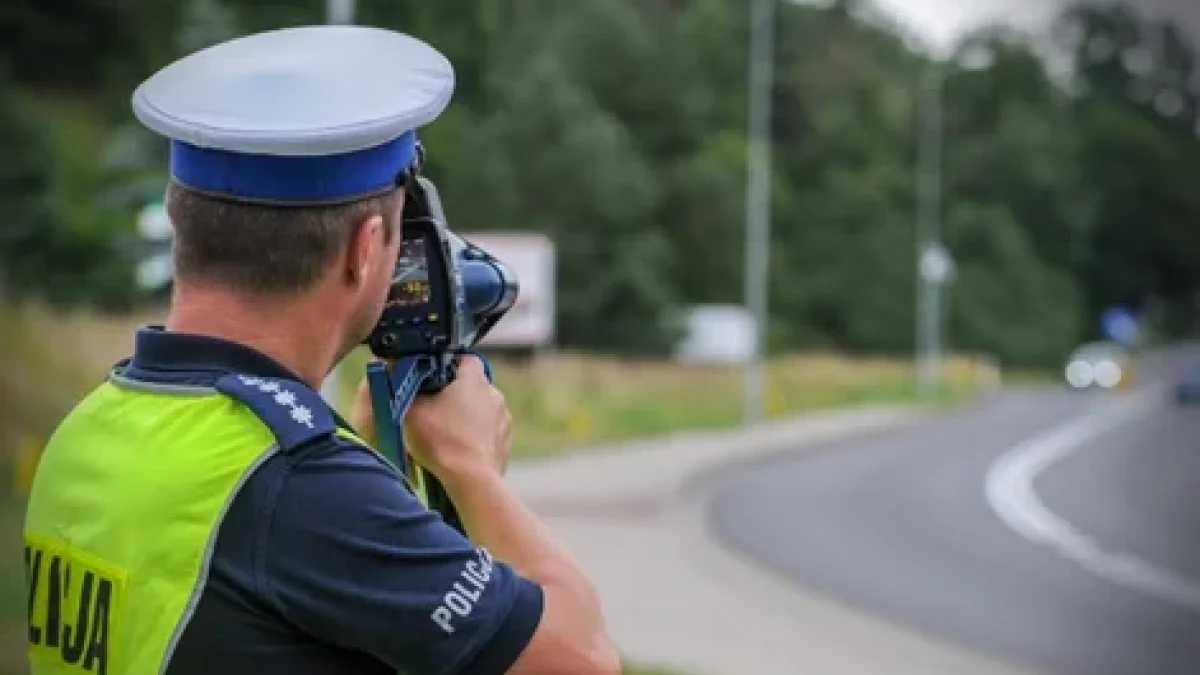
[
  {"x1": 919, "y1": 242, "x2": 954, "y2": 285},
  {"x1": 136, "y1": 251, "x2": 174, "y2": 291},
  {"x1": 1101, "y1": 306, "x2": 1139, "y2": 344},
  {"x1": 674, "y1": 305, "x2": 757, "y2": 365},
  {"x1": 464, "y1": 233, "x2": 556, "y2": 349},
  {"x1": 138, "y1": 201, "x2": 171, "y2": 240},
  {"x1": 135, "y1": 200, "x2": 174, "y2": 291}
]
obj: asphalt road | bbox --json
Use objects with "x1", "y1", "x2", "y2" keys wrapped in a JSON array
[{"x1": 709, "y1": 379, "x2": 1200, "y2": 675}]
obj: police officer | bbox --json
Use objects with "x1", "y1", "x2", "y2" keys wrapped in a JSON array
[{"x1": 22, "y1": 25, "x2": 619, "y2": 675}]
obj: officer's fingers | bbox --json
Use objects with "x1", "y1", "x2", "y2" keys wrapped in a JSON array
[
  {"x1": 351, "y1": 377, "x2": 371, "y2": 409},
  {"x1": 348, "y1": 394, "x2": 376, "y2": 444},
  {"x1": 454, "y1": 354, "x2": 488, "y2": 381}
]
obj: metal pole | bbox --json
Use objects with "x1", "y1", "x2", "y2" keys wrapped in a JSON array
[
  {"x1": 928, "y1": 274, "x2": 942, "y2": 388},
  {"x1": 916, "y1": 64, "x2": 943, "y2": 398},
  {"x1": 326, "y1": 0, "x2": 355, "y2": 24},
  {"x1": 320, "y1": 0, "x2": 356, "y2": 406},
  {"x1": 743, "y1": 0, "x2": 776, "y2": 425}
]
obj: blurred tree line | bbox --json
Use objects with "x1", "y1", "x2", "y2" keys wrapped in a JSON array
[{"x1": 0, "y1": 0, "x2": 1197, "y2": 365}]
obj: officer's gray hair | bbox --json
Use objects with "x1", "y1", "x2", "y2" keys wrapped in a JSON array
[{"x1": 166, "y1": 183, "x2": 401, "y2": 295}]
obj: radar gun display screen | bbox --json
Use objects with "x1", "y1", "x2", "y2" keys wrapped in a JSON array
[{"x1": 390, "y1": 237, "x2": 432, "y2": 307}]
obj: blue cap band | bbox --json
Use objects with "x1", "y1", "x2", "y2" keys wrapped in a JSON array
[{"x1": 170, "y1": 131, "x2": 417, "y2": 204}]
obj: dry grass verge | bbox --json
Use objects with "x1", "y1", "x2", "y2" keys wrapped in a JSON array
[
  {"x1": 335, "y1": 347, "x2": 986, "y2": 457},
  {"x1": 0, "y1": 304, "x2": 990, "y2": 461}
]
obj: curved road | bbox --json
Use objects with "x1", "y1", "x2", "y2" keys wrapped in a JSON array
[{"x1": 710, "y1": 374, "x2": 1200, "y2": 675}]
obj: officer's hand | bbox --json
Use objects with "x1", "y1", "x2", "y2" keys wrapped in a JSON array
[
  {"x1": 405, "y1": 355, "x2": 512, "y2": 481},
  {"x1": 349, "y1": 368, "x2": 383, "y2": 447}
]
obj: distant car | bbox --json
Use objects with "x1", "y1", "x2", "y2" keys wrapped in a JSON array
[
  {"x1": 1171, "y1": 363, "x2": 1200, "y2": 403},
  {"x1": 1064, "y1": 341, "x2": 1133, "y2": 391}
]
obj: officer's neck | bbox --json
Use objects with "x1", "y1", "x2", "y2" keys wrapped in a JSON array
[{"x1": 167, "y1": 285, "x2": 340, "y2": 391}]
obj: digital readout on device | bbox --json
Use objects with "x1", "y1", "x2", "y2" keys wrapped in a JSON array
[{"x1": 389, "y1": 237, "x2": 432, "y2": 307}]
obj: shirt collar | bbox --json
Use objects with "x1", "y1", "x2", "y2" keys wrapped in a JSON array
[
  {"x1": 128, "y1": 324, "x2": 304, "y2": 381},
  {"x1": 125, "y1": 324, "x2": 359, "y2": 433}
]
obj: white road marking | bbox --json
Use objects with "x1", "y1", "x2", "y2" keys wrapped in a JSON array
[{"x1": 984, "y1": 390, "x2": 1200, "y2": 614}]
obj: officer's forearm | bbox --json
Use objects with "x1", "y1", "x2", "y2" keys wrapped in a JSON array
[
  {"x1": 443, "y1": 469, "x2": 586, "y2": 583},
  {"x1": 442, "y1": 469, "x2": 619, "y2": 673}
]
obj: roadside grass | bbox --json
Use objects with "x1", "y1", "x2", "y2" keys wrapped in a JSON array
[
  {"x1": 0, "y1": 303, "x2": 995, "y2": 461},
  {"x1": 334, "y1": 347, "x2": 987, "y2": 457},
  {"x1": 0, "y1": 491, "x2": 25, "y2": 675},
  {"x1": 999, "y1": 367, "x2": 1059, "y2": 385}
]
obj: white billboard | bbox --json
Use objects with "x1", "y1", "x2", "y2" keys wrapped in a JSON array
[
  {"x1": 464, "y1": 233, "x2": 556, "y2": 348},
  {"x1": 674, "y1": 305, "x2": 757, "y2": 365}
]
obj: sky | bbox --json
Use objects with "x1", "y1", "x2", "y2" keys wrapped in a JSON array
[
  {"x1": 861, "y1": 0, "x2": 1200, "y2": 55},
  {"x1": 858, "y1": 0, "x2": 1066, "y2": 54}
]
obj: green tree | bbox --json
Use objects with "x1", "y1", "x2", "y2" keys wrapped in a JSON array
[
  {"x1": 0, "y1": 83, "x2": 133, "y2": 309},
  {"x1": 1059, "y1": 2, "x2": 1200, "y2": 337},
  {"x1": 10, "y1": 0, "x2": 1197, "y2": 361},
  {"x1": 440, "y1": 31, "x2": 681, "y2": 354},
  {"x1": 937, "y1": 29, "x2": 1096, "y2": 362}
]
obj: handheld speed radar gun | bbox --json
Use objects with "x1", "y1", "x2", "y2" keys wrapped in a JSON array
[{"x1": 364, "y1": 143, "x2": 519, "y2": 533}]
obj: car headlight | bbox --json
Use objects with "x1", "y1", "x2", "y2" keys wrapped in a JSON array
[
  {"x1": 1093, "y1": 359, "x2": 1123, "y2": 388},
  {"x1": 1065, "y1": 360, "x2": 1093, "y2": 388}
]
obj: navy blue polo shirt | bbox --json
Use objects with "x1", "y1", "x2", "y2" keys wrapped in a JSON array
[{"x1": 120, "y1": 326, "x2": 543, "y2": 675}]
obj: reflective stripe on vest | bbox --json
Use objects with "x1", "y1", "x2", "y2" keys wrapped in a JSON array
[{"x1": 23, "y1": 371, "x2": 421, "y2": 675}]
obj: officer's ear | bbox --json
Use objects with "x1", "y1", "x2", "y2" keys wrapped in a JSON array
[{"x1": 344, "y1": 210, "x2": 386, "y2": 286}]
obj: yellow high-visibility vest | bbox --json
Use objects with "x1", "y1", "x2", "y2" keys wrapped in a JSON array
[{"x1": 23, "y1": 370, "x2": 415, "y2": 674}]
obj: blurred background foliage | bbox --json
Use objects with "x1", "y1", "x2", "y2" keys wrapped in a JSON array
[{"x1": 4, "y1": 0, "x2": 1199, "y2": 364}]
